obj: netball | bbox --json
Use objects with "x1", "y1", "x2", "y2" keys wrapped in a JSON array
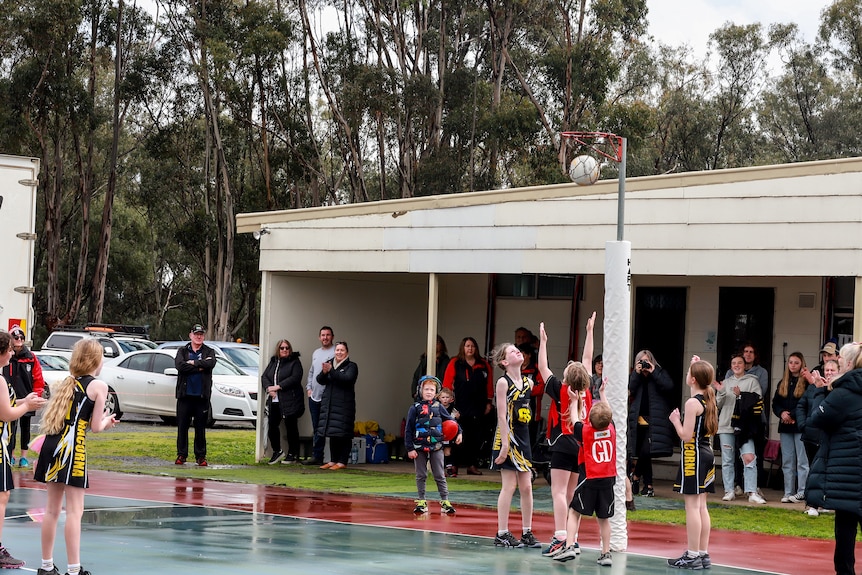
[{"x1": 569, "y1": 154, "x2": 601, "y2": 185}]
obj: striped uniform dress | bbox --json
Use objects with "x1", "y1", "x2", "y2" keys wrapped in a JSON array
[
  {"x1": 34, "y1": 375, "x2": 95, "y2": 488},
  {"x1": 0, "y1": 380, "x2": 16, "y2": 491},
  {"x1": 673, "y1": 394, "x2": 715, "y2": 494},
  {"x1": 491, "y1": 374, "x2": 533, "y2": 472}
]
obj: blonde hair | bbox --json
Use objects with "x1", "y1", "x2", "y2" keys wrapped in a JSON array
[
  {"x1": 491, "y1": 342, "x2": 514, "y2": 369},
  {"x1": 588, "y1": 401, "x2": 613, "y2": 430},
  {"x1": 690, "y1": 360, "x2": 718, "y2": 437},
  {"x1": 777, "y1": 352, "x2": 807, "y2": 399},
  {"x1": 41, "y1": 339, "x2": 103, "y2": 434}
]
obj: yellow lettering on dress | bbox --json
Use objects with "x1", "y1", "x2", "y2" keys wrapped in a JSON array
[
  {"x1": 683, "y1": 441, "x2": 696, "y2": 477},
  {"x1": 72, "y1": 419, "x2": 87, "y2": 477}
]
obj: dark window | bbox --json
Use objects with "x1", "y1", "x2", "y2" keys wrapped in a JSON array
[{"x1": 496, "y1": 274, "x2": 576, "y2": 299}]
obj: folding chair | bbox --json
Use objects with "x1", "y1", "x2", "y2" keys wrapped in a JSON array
[{"x1": 763, "y1": 439, "x2": 781, "y2": 487}]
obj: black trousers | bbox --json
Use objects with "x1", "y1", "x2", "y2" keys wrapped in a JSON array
[
  {"x1": 177, "y1": 396, "x2": 208, "y2": 460},
  {"x1": 8, "y1": 415, "x2": 32, "y2": 454},
  {"x1": 329, "y1": 436, "x2": 352, "y2": 465},
  {"x1": 266, "y1": 400, "x2": 301, "y2": 457},
  {"x1": 834, "y1": 509, "x2": 862, "y2": 575}
]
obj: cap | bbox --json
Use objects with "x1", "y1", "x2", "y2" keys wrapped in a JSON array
[
  {"x1": 8, "y1": 325, "x2": 23, "y2": 337},
  {"x1": 820, "y1": 342, "x2": 837, "y2": 355},
  {"x1": 191, "y1": 324, "x2": 205, "y2": 334}
]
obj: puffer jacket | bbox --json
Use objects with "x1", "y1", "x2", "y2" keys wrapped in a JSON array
[
  {"x1": 627, "y1": 365, "x2": 676, "y2": 459},
  {"x1": 796, "y1": 383, "x2": 828, "y2": 446},
  {"x1": 261, "y1": 352, "x2": 305, "y2": 418},
  {"x1": 807, "y1": 368, "x2": 862, "y2": 513},
  {"x1": 771, "y1": 375, "x2": 807, "y2": 433},
  {"x1": 316, "y1": 358, "x2": 358, "y2": 438}
]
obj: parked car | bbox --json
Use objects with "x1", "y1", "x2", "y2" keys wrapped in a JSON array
[
  {"x1": 99, "y1": 350, "x2": 258, "y2": 427},
  {"x1": 157, "y1": 341, "x2": 260, "y2": 377},
  {"x1": 35, "y1": 350, "x2": 72, "y2": 399},
  {"x1": 41, "y1": 327, "x2": 154, "y2": 359}
]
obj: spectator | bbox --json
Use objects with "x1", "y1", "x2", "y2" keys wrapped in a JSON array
[
  {"x1": 411, "y1": 335, "x2": 449, "y2": 400},
  {"x1": 726, "y1": 342, "x2": 770, "y2": 492},
  {"x1": 813, "y1": 340, "x2": 839, "y2": 375},
  {"x1": 715, "y1": 353, "x2": 765, "y2": 504},
  {"x1": 797, "y1": 358, "x2": 837, "y2": 516},
  {"x1": 3, "y1": 325, "x2": 44, "y2": 468},
  {"x1": 437, "y1": 387, "x2": 459, "y2": 477},
  {"x1": 261, "y1": 339, "x2": 304, "y2": 464},
  {"x1": 173, "y1": 324, "x2": 217, "y2": 467},
  {"x1": 628, "y1": 350, "x2": 676, "y2": 497},
  {"x1": 316, "y1": 341, "x2": 358, "y2": 470},
  {"x1": 808, "y1": 342, "x2": 862, "y2": 575},
  {"x1": 303, "y1": 326, "x2": 335, "y2": 466},
  {"x1": 771, "y1": 351, "x2": 810, "y2": 504},
  {"x1": 590, "y1": 354, "x2": 603, "y2": 400},
  {"x1": 443, "y1": 337, "x2": 493, "y2": 475},
  {"x1": 514, "y1": 327, "x2": 533, "y2": 347}
]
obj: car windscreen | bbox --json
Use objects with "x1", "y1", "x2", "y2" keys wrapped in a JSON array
[
  {"x1": 38, "y1": 355, "x2": 70, "y2": 371},
  {"x1": 220, "y1": 347, "x2": 259, "y2": 368},
  {"x1": 214, "y1": 357, "x2": 246, "y2": 376}
]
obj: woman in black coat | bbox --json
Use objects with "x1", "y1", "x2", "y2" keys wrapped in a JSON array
[
  {"x1": 261, "y1": 339, "x2": 304, "y2": 464},
  {"x1": 628, "y1": 349, "x2": 676, "y2": 497},
  {"x1": 808, "y1": 342, "x2": 862, "y2": 575},
  {"x1": 316, "y1": 341, "x2": 358, "y2": 470}
]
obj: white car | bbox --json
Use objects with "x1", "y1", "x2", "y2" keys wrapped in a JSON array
[
  {"x1": 157, "y1": 341, "x2": 260, "y2": 377},
  {"x1": 35, "y1": 350, "x2": 72, "y2": 399},
  {"x1": 99, "y1": 350, "x2": 258, "y2": 427}
]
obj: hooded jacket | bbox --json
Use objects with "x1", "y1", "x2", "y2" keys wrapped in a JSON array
[
  {"x1": 3, "y1": 346, "x2": 45, "y2": 415},
  {"x1": 806, "y1": 368, "x2": 862, "y2": 513},
  {"x1": 261, "y1": 352, "x2": 305, "y2": 418}
]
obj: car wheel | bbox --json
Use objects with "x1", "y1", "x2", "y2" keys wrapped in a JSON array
[
  {"x1": 159, "y1": 415, "x2": 177, "y2": 425},
  {"x1": 105, "y1": 388, "x2": 122, "y2": 420}
]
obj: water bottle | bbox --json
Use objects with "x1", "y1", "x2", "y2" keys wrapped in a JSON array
[{"x1": 349, "y1": 442, "x2": 358, "y2": 464}]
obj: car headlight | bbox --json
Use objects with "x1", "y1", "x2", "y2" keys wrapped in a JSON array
[{"x1": 213, "y1": 384, "x2": 246, "y2": 398}]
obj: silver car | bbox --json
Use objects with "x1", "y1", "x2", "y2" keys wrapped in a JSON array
[{"x1": 99, "y1": 350, "x2": 258, "y2": 427}]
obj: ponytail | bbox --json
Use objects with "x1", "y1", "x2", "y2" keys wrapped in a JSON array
[{"x1": 40, "y1": 375, "x2": 76, "y2": 435}]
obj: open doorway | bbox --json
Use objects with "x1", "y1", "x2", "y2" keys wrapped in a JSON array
[
  {"x1": 715, "y1": 287, "x2": 775, "y2": 388},
  {"x1": 632, "y1": 287, "x2": 687, "y2": 406}
]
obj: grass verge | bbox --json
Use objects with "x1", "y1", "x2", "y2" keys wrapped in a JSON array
[{"x1": 87, "y1": 427, "x2": 836, "y2": 539}]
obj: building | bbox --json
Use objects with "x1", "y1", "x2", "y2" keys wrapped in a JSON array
[{"x1": 238, "y1": 157, "x2": 862, "y2": 457}]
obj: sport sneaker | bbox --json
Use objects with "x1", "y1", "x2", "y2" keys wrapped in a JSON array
[
  {"x1": 520, "y1": 530, "x2": 542, "y2": 548},
  {"x1": 748, "y1": 492, "x2": 767, "y2": 504},
  {"x1": 0, "y1": 546, "x2": 24, "y2": 568},
  {"x1": 700, "y1": 553, "x2": 711, "y2": 569},
  {"x1": 494, "y1": 531, "x2": 524, "y2": 548},
  {"x1": 552, "y1": 543, "x2": 580, "y2": 562},
  {"x1": 9, "y1": 456, "x2": 15, "y2": 466},
  {"x1": 37, "y1": 567, "x2": 60, "y2": 575},
  {"x1": 18, "y1": 457, "x2": 29, "y2": 467},
  {"x1": 413, "y1": 499, "x2": 428, "y2": 514},
  {"x1": 806, "y1": 507, "x2": 820, "y2": 517},
  {"x1": 788, "y1": 492, "x2": 805, "y2": 504},
  {"x1": 542, "y1": 536, "x2": 567, "y2": 557},
  {"x1": 268, "y1": 450, "x2": 285, "y2": 465},
  {"x1": 440, "y1": 500, "x2": 456, "y2": 514},
  {"x1": 196, "y1": 458, "x2": 208, "y2": 467},
  {"x1": 67, "y1": 568, "x2": 91, "y2": 575},
  {"x1": 721, "y1": 491, "x2": 735, "y2": 501},
  {"x1": 642, "y1": 486, "x2": 655, "y2": 497},
  {"x1": 282, "y1": 454, "x2": 298, "y2": 464},
  {"x1": 175, "y1": 456, "x2": 186, "y2": 465},
  {"x1": 667, "y1": 551, "x2": 703, "y2": 569},
  {"x1": 781, "y1": 495, "x2": 793, "y2": 503},
  {"x1": 597, "y1": 551, "x2": 613, "y2": 566},
  {"x1": 445, "y1": 464, "x2": 458, "y2": 478}
]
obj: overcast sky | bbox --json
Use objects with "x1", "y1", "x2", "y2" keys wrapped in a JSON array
[{"x1": 646, "y1": 0, "x2": 825, "y2": 57}]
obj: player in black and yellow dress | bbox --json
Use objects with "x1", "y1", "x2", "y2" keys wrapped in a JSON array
[
  {"x1": 0, "y1": 331, "x2": 47, "y2": 568},
  {"x1": 491, "y1": 373, "x2": 533, "y2": 472},
  {"x1": 35, "y1": 339, "x2": 119, "y2": 575}
]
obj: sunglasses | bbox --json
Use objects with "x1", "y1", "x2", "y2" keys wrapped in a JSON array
[
  {"x1": 279, "y1": 346, "x2": 290, "y2": 351},
  {"x1": 11, "y1": 335, "x2": 24, "y2": 341}
]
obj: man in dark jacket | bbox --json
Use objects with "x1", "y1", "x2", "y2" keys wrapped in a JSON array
[
  {"x1": 808, "y1": 345, "x2": 862, "y2": 575},
  {"x1": 174, "y1": 324, "x2": 217, "y2": 467}
]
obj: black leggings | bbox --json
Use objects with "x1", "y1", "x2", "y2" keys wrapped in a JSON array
[
  {"x1": 266, "y1": 402, "x2": 301, "y2": 457},
  {"x1": 633, "y1": 424, "x2": 653, "y2": 486},
  {"x1": 834, "y1": 510, "x2": 862, "y2": 575}
]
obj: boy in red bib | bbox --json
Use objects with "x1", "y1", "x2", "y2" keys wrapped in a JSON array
[{"x1": 554, "y1": 389, "x2": 615, "y2": 567}]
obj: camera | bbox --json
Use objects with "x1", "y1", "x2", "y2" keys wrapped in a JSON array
[{"x1": 638, "y1": 359, "x2": 651, "y2": 370}]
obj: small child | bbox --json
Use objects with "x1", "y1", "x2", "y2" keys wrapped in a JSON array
[
  {"x1": 490, "y1": 343, "x2": 541, "y2": 549},
  {"x1": 554, "y1": 392, "x2": 615, "y2": 566},
  {"x1": 405, "y1": 376, "x2": 461, "y2": 514},
  {"x1": 437, "y1": 387, "x2": 459, "y2": 477}
]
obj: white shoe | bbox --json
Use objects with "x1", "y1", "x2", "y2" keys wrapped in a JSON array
[
  {"x1": 788, "y1": 492, "x2": 805, "y2": 504},
  {"x1": 748, "y1": 492, "x2": 767, "y2": 504},
  {"x1": 781, "y1": 495, "x2": 792, "y2": 503},
  {"x1": 721, "y1": 492, "x2": 736, "y2": 501},
  {"x1": 806, "y1": 507, "x2": 820, "y2": 517}
]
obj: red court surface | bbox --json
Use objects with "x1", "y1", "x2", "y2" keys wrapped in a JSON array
[{"x1": 20, "y1": 470, "x2": 834, "y2": 575}]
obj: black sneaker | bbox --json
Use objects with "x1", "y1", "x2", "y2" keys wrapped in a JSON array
[
  {"x1": 700, "y1": 553, "x2": 711, "y2": 569},
  {"x1": 552, "y1": 543, "x2": 580, "y2": 562},
  {"x1": 301, "y1": 458, "x2": 323, "y2": 466},
  {"x1": 667, "y1": 551, "x2": 703, "y2": 569},
  {"x1": 494, "y1": 531, "x2": 524, "y2": 548},
  {"x1": 268, "y1": 450, "x2": 285, "y2": 465},
  {"x1": 175, "y1": 456, "x2": 186, "y2": 465},
  {"x1": 283, "y1": 454, "x2": 298, "y2": 463},
  {"x1": 0, "y1": 546, "x2": 24, "y2": 568},
  {"x1": 642, "y1": 486, "x2": 655, "y2": 497},
  {"x1": 65, "y1": 569, "x2": 91, "y2": 575},
  {"x1": 520, "y1": 530, "x2": 542, "y2": 548},
  {"x1": 37, "y1": 567, "x2": 60, "y2": 575},
  {"x1": 597, "y1": 551, "x2": 613, "y2": 566}
]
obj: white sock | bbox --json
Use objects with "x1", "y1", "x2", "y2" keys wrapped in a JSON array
[
  {"x1": 41, "y1": 559, "x2": 54, "y2": 570},
  {"x1": 687, "y1": 550, "x2": 698, "y2": 558},
  {"x1": 498, "y1": 530, "x2": 508, "y2": 536},
  {"x1": 554, "y1": 530, "x2": 567, "y2": 540},
  {"x1": 67, "y1": 564, "x2": 80, "y2": 575},
  {"x1": 523, "y1": 527, "x2": 531, "y2": 534},
  {"x1": 699, "y1": 550, "x2": 708, "y2": 556}
]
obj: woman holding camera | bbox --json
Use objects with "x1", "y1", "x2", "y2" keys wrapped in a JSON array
[{"x1": 628, "y1": 350, "x2": 676, "y2": 496}]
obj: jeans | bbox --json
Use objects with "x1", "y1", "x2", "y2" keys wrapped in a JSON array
[
  {"x1": 719, "y1": 433, "x2": 757, "y2": 494},
  {"x1": 779, "y1": 432, "x2": 809, "y2": 497},
  {"x1": 308, "y1": 398, "x2": 324, "y2": 460}
]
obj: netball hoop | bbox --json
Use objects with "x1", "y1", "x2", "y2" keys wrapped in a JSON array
[{"x1": 562, "y1": 129, "x2": 630, "y2": 552}]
